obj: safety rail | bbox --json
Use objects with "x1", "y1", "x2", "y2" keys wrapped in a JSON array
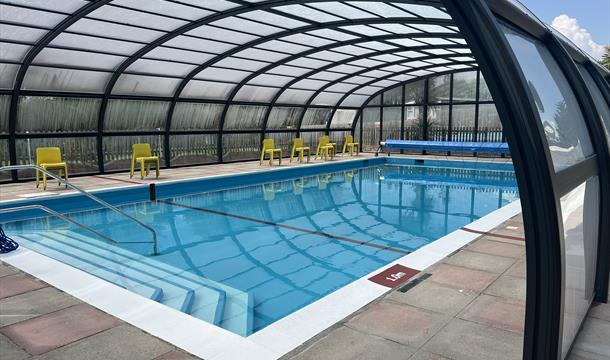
[{"x1": 0, "y1": 165, "x2": 158, "y2": 256}]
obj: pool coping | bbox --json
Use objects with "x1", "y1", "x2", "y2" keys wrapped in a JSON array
[{"x1": 0, "y1": 158, "x2": 521, "y2": 360}]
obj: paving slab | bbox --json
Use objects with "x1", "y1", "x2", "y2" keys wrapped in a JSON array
[
  {"x1": 388, "y1": 280, "x2": 477, "y2": 316},
  {"x1": 0, "y1": 273, "x2": 47, "y2": 299},
  {"x1": 506, "y1": 258, "x2": 527, "y2": 278},
  {"x1": 427, "y1": 263, "x2": 498, "y2": 293},
  {"x1": 587, "y1": 302, "x2": 610, "y2": 322},
  {"x1": 35, "y1": 324, "x2": 173, "y2": 360},
  {"x1": 1, "y1": 304, "x2": 120, "y2": 355},
  {"x1": 467, "y1": 238, "x2": 525, "y2": 258},
  {"x1": 444, "y1": 250, "x2": 515, "y2": 274},
  {"x1": 289, "y1": 326, "x2": 416, "y2": 360},
  {"x1": 459, "y1": 294, "x2": 525, "y2": 334},
  {"x1": 0, "y1": 263, "x2": 20, "y2": 278},
  {"x1": 408, "y1": 350, "x2": 450, "y2": 360},
  {"x1": 422, "y1": 318, "x2": 523, "y2": 360},
  {"x1": 0, "y1": 333, "x2": 29, "y2": 360},
  {"x1": 0, "y1": 287, "x2": 80, "y2": 326},
  {"x1": 347, "y1": 301, "x2": 450, "y2": 348},
  {"x1": 570, "y1": 317, "x2": 610, "y2": 359},
  {"x1": 484, "y1": 275, "x2": 526, "y2": 301},
  {"x1": 153, "y1": 350, "x2": 202, "y2": 360}
]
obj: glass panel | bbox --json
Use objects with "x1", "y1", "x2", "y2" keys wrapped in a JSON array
[
  {"x1": 104, "y1": 100, "x2": 169, "y2": 132},
  {"x1": 222, "y1": 133, "x2": 260, "y2": 162},
  {"x1": 427, "y1": 105, "x2": 450, "y2": 141},
  {"x1": 0, "y1": 63, "x2": 18, "y2": 89},
  {"x1": 428, "y1": 74, "x2": 451, "y2": 103},
  {"x1": 0, "y1": 95, "x2": 9, "y2": 134},
  {"x1": 16, "y1": 137, "x2": 98, "y2": 176},
  {"x1": 233, "y1": 86, "x2": 278, "y2": 103},
  {"x1": 502, "y1": 25, "x2": 594, "y2": 171},
  {"x1": 267, "y1": 107, "x2": 302, "y2": 130},
  {"x1": 181, "y1": 80, "x2": 236, "y2": 100},
  {"x1": 340, "y1": 94, "x2": 369, "y2": 107},
  {"x1": 404, "y1": 106, "x2": 424, "y2": 140},
  {"x1": 362, "y1": 107, "x2": 380, "y2": 151},
  {"x1": 382, "y1": 107, "x2": 401, "y2": 140},
  {"x1": 329, "y1": 130, "x2": 351, "y2": 152},
  {"x1": 276, "y1": 89, "x2": 315, "y2": 105},
  {"x1": 112, "y1": 75, "x2": 180, "y2": 97},
  {"x1": 171, "y1": 103, "x2": 223, "y2": 131},
  {"x1": 368, "y1": 95, "x2": 381, "y2": 106},
  {"x1": 34, "y1": 48, "x2": 125, "y2": 71},
  {"x1": 310, "y1": 92, "x2": 343, "y2": 106},
  {"x1": 452, "y1": 104, "x2": 476, "y2": 141},
  {"x1": 170, "y1": 134, "x2": 217, "y2": 166},
  {"x1": 453, "y1": 71, "x2": 477, "y2": 102},
  {"x1": 300, "y1": 131, "x2": 325, "y2": 149},
  {"x1": 301, "y1": 108, "x2": 332, "y2": 129},
  {"x1": 103, "y1": 135, "x2": 165, "y2": 171},
  {"x1": 0, "y1": 139, "x2": 9, "y2": 180},
  {"x1": 560, "y1": 177, "x2": 599, "y2": 358},
  {"x1": 383, "y1": 86, "x2": 402, "y2": 105},
  {"x1": 479, "y1": 73, "x2": 493, "y2": 101},
  {"x1": 330, "y1": 109, "x2": 357, "y2": 129},
  {"x1": 17, "y1": 96, "x2": 100, "y2": 133},
  {"x1": 224, "y1": 105, "x2": 267, "y2": 130},
  {"x1": 405, "y1": 80, "x2": 425, "y2": 104},
  {"x1": 478, "y1": 104, "x2": 504, "y2": 142},
  {"x1": 22, "y1": 66, "x2": 110, "y2": 93},
  {"x1": 576, "y1": 64, "x2": 610, "y2": 141},
  {"x1": 266, "y1": 132, "x2": 294, "y2": 155}
]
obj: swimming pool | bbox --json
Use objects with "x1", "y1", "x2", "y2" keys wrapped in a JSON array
[{"x1": 1, "y1": 158, "x2": 519, "y2": 336}]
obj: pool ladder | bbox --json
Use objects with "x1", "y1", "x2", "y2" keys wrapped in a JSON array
[{"x1": 0, "y1": 165, "x2": 158, "y2": 256}]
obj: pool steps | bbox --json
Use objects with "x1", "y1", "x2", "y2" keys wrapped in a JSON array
[{"x1": 13, "y1": 230, "x2": 253, "y2": 336}]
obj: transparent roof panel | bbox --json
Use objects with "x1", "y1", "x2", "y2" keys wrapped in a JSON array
[
  {"x1": 51, "y1": 33, "x2": 145, "y2": 56},
  {"x1": 341, "y1": 94, "x2": 370, "y2": 107},
  {"x1": 215, "y1": 57, "x2": 268, "y2": 72},
  {"x1": 275, "y1": 5, "x2": 344, "y2": 23},
  {"x1": 88, "y1": 5, "x2": 187, "y2": 31},
  {"x1": 371, "y1": 23, "x2": 420, "y2": 34},
  {"x1": 309, "y1": 3, "x2": 374, "y2": 19},
  {"x1": 0, "y1": 43, "x2": 31, "y2": 62},
  {"x1": 212, "y1": 16, "x2": 282, "y2": 36},
  {"x1": 281, "y1": 33, "x2": 335, "y2": 47},
  {"x1": 307, "y1": 29, "x2": 358, "y2": 41},
  {"x1": 126, "y1": 59, "x2": 196, "y2": 77},
  {"x1": 145, "y1": 47, "x2": 215, "y2": 64},
  {"x1": 33, "y1": 48, "x2": 125, "y2": 71},
  {"x1": 194, "y1": 67, "x2": 251, "y2": 83},
  {"x1": 240, "y1": 10, "x2": 310, "y2": 29},
  {"x1": 286, "y1": 57, "x2": 331, "y2": 69},
  {"x1": 22, "y1": 66, "x2": 111, "y2": 93},
  {"x1": 348, "y1": 2, "x2": 415, "y2": 18},
  {"x1": 0, "y1": 24, "x2": 46, "y2": 43},
  {"x1": 393, "y1": 4, "x2": 451, "y2": 19},
  {"x1": 180, "y1": 80, "x2": 235, "y2": 100},
  {"x1": 68, "y1": 18, "x2": 164, "y2": 42},
  {"x1": 267, "y1": 65, "x2": 312, "y2": 77},
  {"x1": 164, "y1": 36, "x2": 235, "y2": 54},
  {"x1": 233, "y1": 85, "x2": 278, "y2": 102},
  {"x1": 186, "y1": 25, "x2": 259, "y2": 44},
  {"x1": 4, "y1": 0, "x2": 86, "y2": 13},
  {"x1": 276, "y1": 89, "x2": 315, "y2": 105},
  {"x1": 0, "y1": 64, "x2": 19, "y2": 89},
  {"x1": 111, "y1": 0, "x2": 213, "y2": 21},
  {"x1": 0, "y1": 4, "x2": 66, "y2": 27},
  {"x1": 256, "y1": 40, "x2": 311, "y2": 54},
  {"x1": 113, "y1": 74, "x2": 181, "y2": 96}
]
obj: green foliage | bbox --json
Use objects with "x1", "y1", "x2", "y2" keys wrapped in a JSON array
[{"x1": 601, "y1": 46, "x2": 610, "y2": 71}]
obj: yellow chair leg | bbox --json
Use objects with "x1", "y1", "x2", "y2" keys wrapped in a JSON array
[
  {"x1": 307, "y1": 150, "x2": 310, "y2": 163},
  {"x1": 35, "y1": 169, "x2": 39, "y2": 188},
  {"x1": 130, "y1": 160, "x2": 135, "y2": 178},
  {"x1": 64, "y1": 166, "x2": 68, "y2": 182},
  {"x1": 269, "y1": 152, "x2": 273, "y2": 166},
  {"x1": 156, "y1": 159, "x2": 160, "y2": 178},
  {"x1": 278, "y1": 150, "x2": 282, "y2": 166},
  {"x1": 43, "y1": 171, "x2": 47, "y2": 191},
  {"x1": 140, "y1": 160, "x2": 145, "y2": 180},
  {"x1": 259, "y1": 152, "x2": 265, "y2": 165}
]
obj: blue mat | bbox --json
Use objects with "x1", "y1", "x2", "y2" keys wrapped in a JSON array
[{"x1": 380, "y1": 140, "x2": 509, "y2": 153}]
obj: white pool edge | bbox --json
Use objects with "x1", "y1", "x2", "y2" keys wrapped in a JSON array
[{"x1": 0, "y1": 199, "x2": 522, "y2": 360}]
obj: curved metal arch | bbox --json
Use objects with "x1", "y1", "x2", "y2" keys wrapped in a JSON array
[
  {"x1": 7, "y1": 0, "x2": 113, "y2": 179},
  {"x1": 308, "y1": 61, "x2": 477, "y2": 135},
  {"x1": 260, "y1": 43, "x2": 467, "y2": 135},
  {"x1": 170, "y1": 32, "x2": 460, "y2": 162}
]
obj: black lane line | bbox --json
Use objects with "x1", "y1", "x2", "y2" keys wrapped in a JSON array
[{"x1": 159, "y1": 199, "x2": 411, "y2": 255}]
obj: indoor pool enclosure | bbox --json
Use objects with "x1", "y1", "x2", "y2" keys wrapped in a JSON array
[{"x1": 0, "y1": 1, "x2": 609, "y2": 359}]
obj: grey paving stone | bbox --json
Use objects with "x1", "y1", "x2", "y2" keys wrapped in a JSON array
[
  {"x1": 484, "y1": 275, "x2": 526, "y2": 301},
  {"x1": 290, "y1": 326, "x2": 416, "y2": 360},
  {"x1": 388, "y1": 280, "x2": 477, "y2": 316},
  {"x1": 408, "y1": 350, "x2": 450, "y2": 360},
  {"x1": 0, "y1": 262, "x2": 20, "y2": 278},
  {"x1": 444, "y1": 250, "x2": 516, "y2": 274},
  {"x1": 347, "y1": 301, "x2": 450, "y2": 348},
  {"x1": 571, "y1": 317, "x2": 610, "y2": 359},
  {"x1": 0, "y1": 287, "x2": 80, "y2": 326},
  {"x1": 0, "y1": 333, "x2": 30, "y2": 360},
  {"x1": 422, "y1": 318, "x2": 523, "y2": 360},
  {"x1": 35, "y1": 324, "x2": 173, "y2": 360},
  {"x1": 153, "y1": 350, "x2": 201, "y2": 360}
]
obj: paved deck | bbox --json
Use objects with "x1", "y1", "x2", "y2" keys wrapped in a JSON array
[{"x1": 1, "y1": 155, "x2": 606, "y2": 360}]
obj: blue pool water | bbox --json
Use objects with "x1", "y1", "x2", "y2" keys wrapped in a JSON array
[{"x1": 2, "y1": 160, "x2": 518, "y2": 336}]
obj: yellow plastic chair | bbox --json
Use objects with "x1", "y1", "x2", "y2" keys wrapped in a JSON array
[
  {"x1": 36, "y1": 147, "x2": 68, "y2": 190},
  {"x1": 342, "y1": 135, "x2": 360, "y2": 156},
  {"x1": 130, "y1": 143, "x2": 160, "y2": 180},
  {"x1": 260, "y1": 138, "x2": 282, "y2": 166},
  {"x1": 315, "y1": 136, "x2": 335, "y2": 161},
  {"x1": 290, "y1": 138, "x2": 310, "y2": 163}
]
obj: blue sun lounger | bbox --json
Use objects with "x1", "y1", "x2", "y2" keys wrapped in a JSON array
[{"x1": 377, "y1": 140, "x2": 509, "y2": 156}]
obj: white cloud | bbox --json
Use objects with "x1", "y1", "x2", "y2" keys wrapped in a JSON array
[{"x1": 551, "y1": 14, "x2": 606, "y2": 60}]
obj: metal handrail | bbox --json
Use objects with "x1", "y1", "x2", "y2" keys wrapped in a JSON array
[{"x1": 0, "y1": 165, "x2": 157, "y2": 255}]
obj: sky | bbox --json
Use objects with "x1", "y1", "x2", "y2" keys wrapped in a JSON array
[{"x1": 519, "y1": 0, "x2": 609, "y2": 59}]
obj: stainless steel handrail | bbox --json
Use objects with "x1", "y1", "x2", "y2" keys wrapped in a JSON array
[{"x1": 0, "y1": 165, "x2": 157, "y2": 255}]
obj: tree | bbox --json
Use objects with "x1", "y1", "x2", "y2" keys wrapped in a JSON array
[{"x1": 601, "y1": 45, "x2": 610, "y2": 71}]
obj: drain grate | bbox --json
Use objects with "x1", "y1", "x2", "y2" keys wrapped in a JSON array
[{"x1": 398, "y1": 272, "x2": 431, "y2": 293}]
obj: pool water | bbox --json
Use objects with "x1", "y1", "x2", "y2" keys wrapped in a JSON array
[{"x1": 3, "y1": 162, "x2": 519, "y2": 336}]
